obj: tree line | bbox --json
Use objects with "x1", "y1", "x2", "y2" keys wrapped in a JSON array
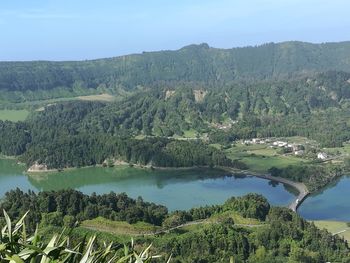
[{"x1": 1, "y1": 190, "x2": 349, "y2": 262}]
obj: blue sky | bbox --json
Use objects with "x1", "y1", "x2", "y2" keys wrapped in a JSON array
[{"x1": 0, "y1": 0, "x2": 349, "y2": 61}]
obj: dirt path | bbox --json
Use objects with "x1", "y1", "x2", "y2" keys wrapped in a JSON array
[{"x1": 333, "y1": 228, "x2": 350, "y2": 235}]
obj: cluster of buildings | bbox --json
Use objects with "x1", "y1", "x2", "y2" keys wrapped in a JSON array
[
  {"x1": 242, "y1": 138, "x2": 305, "y2": 155},
  {"x1": 271, "y1": 141, "x2": 305, "y2": 155},
  {"x1": 241, "y1": 137, "x2": 330, "y2": 160},
  {"x1": 242, "y1": 138, "x2": 270, "y2": 145}
]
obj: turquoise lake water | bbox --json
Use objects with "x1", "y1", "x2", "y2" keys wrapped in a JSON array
[
  {"x1": 298, "y1": 176, "x2": 350, "y2": 221},
  {"x1": 1, "y1": 158, "x2": 348, "y2": 219},
  {"x1": 0, "y1": 159, "x2": 295, "y2": 211}
]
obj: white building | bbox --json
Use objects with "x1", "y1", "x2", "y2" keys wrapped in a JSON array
[
  {"x1": 277, "y1": 141, "x2": 288, "y2": 147},
  {"x1": 317, "y1": 152, "x2": 328, "y2": 160}
]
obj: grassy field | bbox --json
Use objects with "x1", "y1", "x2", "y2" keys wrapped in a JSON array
[
  {"x1": 0, "y1": 109, "x2": 29, "y2": 121},
  {"x1": 1, "y1": 93, "x2": 117, "y2": 113},
  {"x1": 313, "y1": 220, "x2": 350, "y2": 241},
  {"x1": 225, "y1": 143, "x2": 307, "y2": 173},
  {"x1": 80, "y1": 210, "x2": 263, "y2": 238},
  {"x1": 77, "y1": 93, "x2": 116, "y2": 102},
  {"x1": 81, "y1": 217, "x2": 160, "y2": 236},
  {"x1": 324, "y1": 143, "x2": 350, "y2": 155},
  {"x1": 210, "y1": 211, "x2": 262, "y2": 225},
  {"x1": 182, "y1": 129, "x2": 198, "y2": 138}
]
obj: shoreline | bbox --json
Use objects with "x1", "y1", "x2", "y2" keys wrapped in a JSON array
[
  {"x1": 25, "y1": 163, "x2": 216, "y2": 174},
  {"x1": 251, "y1": 173, "x2": 309, "y2": 212},
  {"x1": 218, "y1": 166, "x2": 310, "y2": 212},
  {"x1": 25, "y1": 161, "x2": 310, "y2": 212}
]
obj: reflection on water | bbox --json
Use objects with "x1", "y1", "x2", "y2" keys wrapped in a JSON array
[
  {"x1": 0, "y1": 159, "x2": 296, "y2": 211},
  {"x1": 27, "y1": 167, "x2": 228, "y2": 191}
]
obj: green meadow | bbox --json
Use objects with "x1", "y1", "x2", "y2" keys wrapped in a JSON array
[
  {"x1": 225, "y1": 143, "x2": 308, "y2": 173},
  {"x1": 313, "y1": 220, "x2": 350, "y2": 241},
  {"x1": 0, "y1": 109, "x2": 29, "y2": 121}
]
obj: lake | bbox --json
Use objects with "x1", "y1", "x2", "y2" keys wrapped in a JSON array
[
  {"x1": 0, "y1": 159, "x2": 295, "y2": 211},
  {"x1": 2, "y1": 159, "x2": 349, "y2": 219},
  {"x1": 298, "y1": 175, "x2": 350, "y2": 221}
]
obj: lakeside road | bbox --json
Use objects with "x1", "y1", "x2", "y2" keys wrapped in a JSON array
[
  {"x1": 222, "y1": 167, "x2": 310, "y2": 212},
  {"x1": 250, "y1": 173, "x2": 309, "y2": 212}
]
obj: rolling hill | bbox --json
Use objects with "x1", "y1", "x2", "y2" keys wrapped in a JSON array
[{"x1": 1, "y1": 41, "x2": 350, "y2": 103}]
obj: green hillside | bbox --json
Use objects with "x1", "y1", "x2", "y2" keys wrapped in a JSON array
[
  {"x1": 1, "y1": 41, "x2": 350, "y2": 102},
  {"x1": 1, "y1": 190, "x2": 350, "y2": 262}
]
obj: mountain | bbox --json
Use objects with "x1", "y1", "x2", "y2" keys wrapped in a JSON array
[{"x1": 1, "y1": 41, "x2": 350, "y2": 97}]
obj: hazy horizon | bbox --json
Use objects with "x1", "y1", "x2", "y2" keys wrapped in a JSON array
[
  {"x1": 1, "y1": 40, "x2": 350, "y2": 62},
  {"x1": 1, "y1": 0, "x2": 349, "y2": 61}
]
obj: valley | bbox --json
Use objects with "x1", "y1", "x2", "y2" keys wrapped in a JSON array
[{"x1": 1, "y1": 41, "x2": 350, "y2": 262}]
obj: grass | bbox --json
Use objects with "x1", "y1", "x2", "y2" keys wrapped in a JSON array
[
  {"x1": 80, "y1": 211, "x2": 263, "y2": 238},
  {"x1": 172, "y1": 129, "x2": 198, "y2": 140},
  {"x1": 182, "y1": 129, "x2": 197, "y2": 138},
  {"x1": 323, "y1": 143, "x2": 350, "y2": 155},
  {"x1": 225, "y1": 143, "x2": 307, "y2": 173},
  {"x1": 284, "y1": 136, "x2": 318, "y2": 145},
  {"x1": 77, "y1": 93, "x2": 115, "y2": 102},
  {"x1": 81, "y1": 217, "x2": 160, "y2": 236},
  {"x1": 240, "y1": 155, "x2": 305, "y2": 173},
  {"x1": 0, "y1": 93, "x2": 117, "y2": 113},
  {"x1": 0, "y1": 109, "x2": 29, "y2": 121},
  {"x1": 313, "y1": 220, "x2": 350, "y2": 241},
  {"x1": 80, "y1": 211, "x2": 263, "y2": 239},
  {"x1": 209, "y1": 143, "x2": 222, "y2": 150},
  {"x1": 210, "y1": 211, "x2": 262, "y2": 225}
]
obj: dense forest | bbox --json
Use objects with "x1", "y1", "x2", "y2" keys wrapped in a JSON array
[
  {"x1": 0, "y1": 100, "x2": 245, "y2": 169},
  {"x1": 268, "y1": 164, "x2": 345, "y2": 192},
  {"x1": 1, "y1": 41, "x2": 350, "y2": 102},
  {"x1": 1, "y1": 190, "x2": 349, "y2": 262},
  {"x1": 78, "y1": 71, "x2": 350, "y2": 146},
  {"x1": 1, "y1": 71, "x2": 350, "y2": 171}
]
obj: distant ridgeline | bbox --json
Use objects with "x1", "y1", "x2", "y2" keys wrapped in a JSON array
[{"x1": 1, "y1": 41, "x2": 350, "y2": 102}]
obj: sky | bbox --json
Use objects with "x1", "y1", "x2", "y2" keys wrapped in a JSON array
[{"x1": 0, "y1": 0, "x2": 349, "y2": 61}]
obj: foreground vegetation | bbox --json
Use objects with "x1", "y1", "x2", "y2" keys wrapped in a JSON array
[
  {"x1": 0, "y1": 210, "x2": 170, "y2": 263},
  {"x1": 1, "y1": 190, "x2": 349, "y2": 262}
]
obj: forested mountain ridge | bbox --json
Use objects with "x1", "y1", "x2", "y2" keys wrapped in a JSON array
[
  {"x1": 80, "y1": 71, "x2": 350, "y2": 146},
  {"x1": 1, "y1": 71, "x2": 350, "y2": 170},
  {"x1": 1, "y1": 41, "x2": 350, "y2": 96}
]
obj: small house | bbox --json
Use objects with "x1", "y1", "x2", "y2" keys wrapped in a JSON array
[{"x1": 317, "y1": 152, "x2": 328, "y2": 160}]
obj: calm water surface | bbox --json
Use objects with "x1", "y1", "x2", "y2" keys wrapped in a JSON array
[
  {"x1": 299, "y1": 176, "x2": 350, "y2": 221},
  {"x1": 2, "y1": 159, "x2": 349, "y2": 219},
  {"x1": 0, "y1": 159, "x2": 295, "y2": 211}
]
